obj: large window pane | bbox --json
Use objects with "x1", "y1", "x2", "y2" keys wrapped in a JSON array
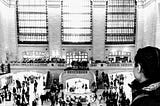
[
  {"x1": 16, "y1": 0, "x2": 48, "y2": 44},
  {"x1": 105, "y1": 0, "x2": 136, "y2": 44},
  {"x1": 62, "y1": 0, "x2": 92, "y2": 44}
]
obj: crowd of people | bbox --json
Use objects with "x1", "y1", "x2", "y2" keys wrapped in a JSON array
[
  {"x1": 1, "y1": 46, "x2": 160, "y2": 106},
  {"x1": 100, "y1": 74, "x2": 130, "y2": 106},
  {"x1": 0, "y1": 62, "x2": 134, "y2": 106},
  {"x1": 12, "y1": 77, "x2": 40, "y2": 106},
  {"x1": 0, "y1": 68, "x2": 134, "y2": 106},
  {"x1": 0, "y1": 85, "x2": 12, "y2": 103},
  {"x1": 0, "y1": 74, "x2": 46, "y2": 106}
]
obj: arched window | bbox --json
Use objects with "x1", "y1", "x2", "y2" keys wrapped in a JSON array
[
  {"x1": 16, "y1": 0, "x2": 48, "y2": 44},
  {"x1": 61, "y1": 0, "x2": 92, "y2": 44},
  {"x1": 105, "y1": 0, "x2": 136, "y2": 44}
]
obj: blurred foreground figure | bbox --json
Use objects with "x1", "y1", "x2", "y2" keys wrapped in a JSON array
[{"x1": 130, "y1": 46, "x2": 160, "y2": 106}]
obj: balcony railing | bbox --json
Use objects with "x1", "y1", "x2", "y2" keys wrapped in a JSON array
[
  {"x1": 10, "y1": 62, "x2": 133, "y2": 68},
  {"x1": 90, "y1": 62, "x2": 133, "y2": 67},
  {"x1": 10, "y1": 63, "x2": 48, "y2": 66}
]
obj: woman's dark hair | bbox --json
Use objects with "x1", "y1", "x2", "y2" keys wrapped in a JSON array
[{"x1": 134, "y1": 46, "x2": 160, "y2": 81}]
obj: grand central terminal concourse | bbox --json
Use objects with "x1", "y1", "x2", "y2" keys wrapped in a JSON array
[{"x1": 0, "y1": 0, "x2": 159, "y2": 106}]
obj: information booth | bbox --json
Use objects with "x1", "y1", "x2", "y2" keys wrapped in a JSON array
[{"x1": 59, "y1": 68, "x2": 96, "y2": 104}]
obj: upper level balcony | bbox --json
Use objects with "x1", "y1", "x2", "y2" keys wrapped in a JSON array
[
  {"x1": 9, "y1": 62, "x2": 134, "y2": 74},
  {"x1": 0, "y1": 61, "x2": 134, "y2": 76},
  {"x1": 10, "y1": 61, "x2": 133, "y2": 66}
]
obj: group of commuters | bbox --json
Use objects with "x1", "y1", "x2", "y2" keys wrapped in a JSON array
[
  {"x1": 11, "y1": 76, "x2": 40, "y2": 106},
  {"x1": 0, "y1": 46, "x2": 159, "y2": 106},
  {"x1": 19, "y1": 46, "x2": 160, "y2": 106},
  {"x1": 100, "y1": 73, "x2": 130, "y2": 106},
  {"x1": 0, "y1": 85, "x2": 11, "y2": 103}
]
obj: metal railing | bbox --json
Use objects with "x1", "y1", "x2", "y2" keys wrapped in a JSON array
[
  {"x1": 90, "y1": 63, "x2": 134, "y2": 67},
  {"x1": 10, "y1": 62, "x2": 133, "y2": 67}
]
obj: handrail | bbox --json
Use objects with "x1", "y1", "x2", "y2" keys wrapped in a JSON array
[
  {"x1": 10, "y1": 63, "x2": 48, "y2": 66},
  {"x1": 10, "y1": 62, "x2": 134, "y2": 67},
  {"x1": 65, "y1": 70, "x2": 88, "y2": 74},
  {"x1": 90, "y1": 63, "x2": 134, "y2": 67}
]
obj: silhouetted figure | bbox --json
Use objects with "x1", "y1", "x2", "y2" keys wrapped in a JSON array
[
  {"x1": 1, "y1": 64, "x2": 4, "y2": 72},
  {"x1": 40, "y1": 95, "x2": 44, "y2": 105},
  {"x1": 8, "y1": 91, "x2": 11, "y2": 101},
  {"x1": 32, "y1": 99, "x2": 37, "y2": 106},
  {"x1": 50, "y1": 92, "x2": 55, "y2": 106},
  {"x1": 16, "y1": 80, "x2": 21, "y2": 92},
  {"x1": 69, "y1": 101, "x2": 73, "y2": 106},
  {"x1": 34, "y1": 80, "x2": 38, "y2": 93},
  {"x1": 77, "y1": 100, "x2": 82, "y2": 106},
  {"x1": 7, "y1": 63, "x2": 10, "y2": 73},
  {"x1": 13, "y1": 87, "x2": 16, "y2": 94},
  {"x1": 87, "y1": 102, "x2": 90, "y2": 106}
]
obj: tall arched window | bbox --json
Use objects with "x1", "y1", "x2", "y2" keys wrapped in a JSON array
[
  {"x1": 61, "y1": 0, "x2": 92, "y2": 44},
  {"x1": 16, "y1": 0, "x2": 48, "y2": 44},
  {"x1": 105, "y1": 0, "x2": 136, "y2": 44}
]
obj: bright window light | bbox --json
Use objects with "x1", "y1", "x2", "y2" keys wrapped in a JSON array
[
  {"x1": 62, "y1": 0, "x2": 92, "y2": 43},
  {"x1": 17, "y1": 0, "x2": 48, "y2": 43}
]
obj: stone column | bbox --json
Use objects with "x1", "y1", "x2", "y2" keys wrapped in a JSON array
[
  {"x1": 135, "y1": 0, "x2": 144, "y2": 51},
  {"x1": 8, "y1": 3, "x2": 18, "y2": 62},
  {"x1": 92, "y1": 0, "x2": 106, "y2": 61},
  {"x1": 155, "y1": 1, "x2": 160, "y2": 48},
  {"x1": 48, "y1": 0, "x2": 62, "y2": 58}
]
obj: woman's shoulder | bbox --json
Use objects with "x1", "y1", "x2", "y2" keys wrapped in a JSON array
[{"x1": 131, "y1": 95, "x2": 160, "y2": 106}]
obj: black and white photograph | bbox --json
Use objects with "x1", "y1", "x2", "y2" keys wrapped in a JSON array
[{"x1": 0, "y1": 0, "x2": 160, "y2": 106}]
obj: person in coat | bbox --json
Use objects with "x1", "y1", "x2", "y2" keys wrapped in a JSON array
[{"x1": 130, "y1": 46, "x2": 160, "y2": 106}]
